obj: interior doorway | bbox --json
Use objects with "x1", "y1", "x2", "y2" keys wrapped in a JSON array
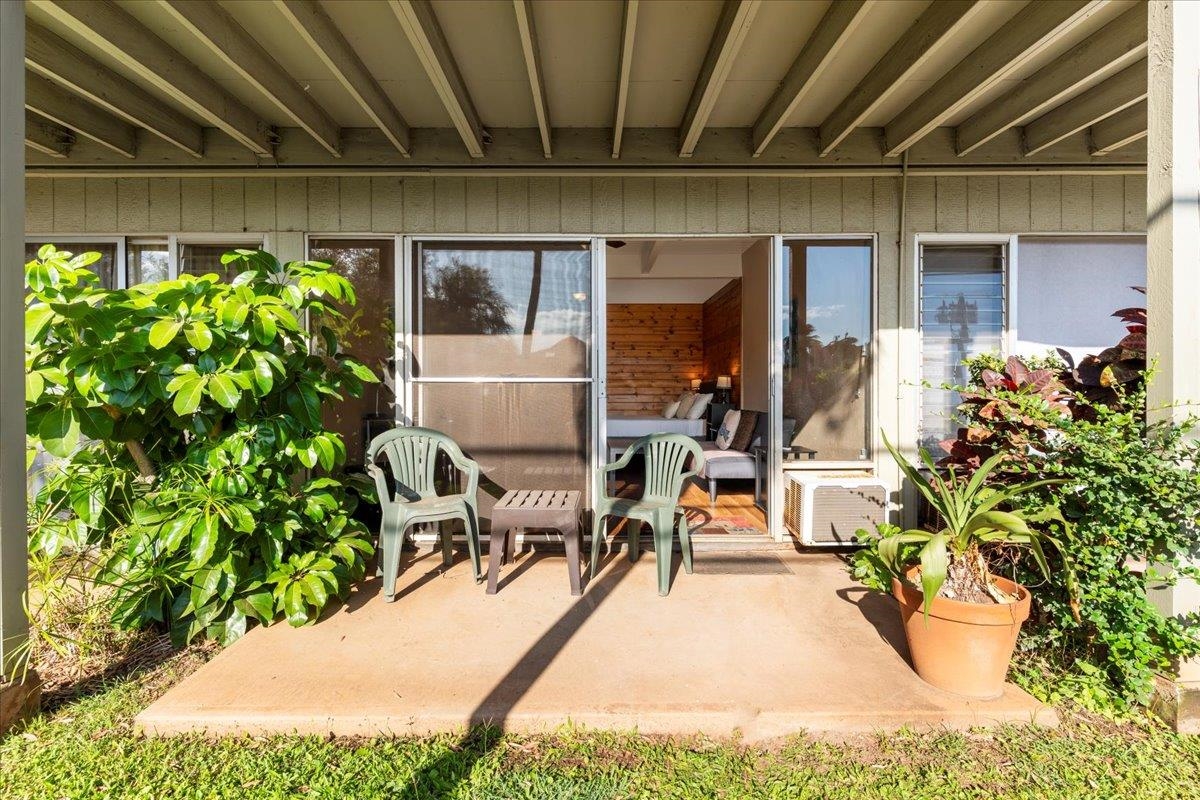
[{"x1": 600, "y1": 236, "x2": 774, "y2": 542}]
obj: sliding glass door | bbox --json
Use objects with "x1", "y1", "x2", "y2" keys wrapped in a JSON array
[{"x1": 404, "y1": 240, "x2": 595, "y2": 524}]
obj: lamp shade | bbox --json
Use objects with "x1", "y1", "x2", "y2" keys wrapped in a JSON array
[
  {"x1": 716, "y1": 375, "x2": 732, "y2": 389},
  {"x1": 690, "y1": 378, "x2": 701, "y2": 390}
]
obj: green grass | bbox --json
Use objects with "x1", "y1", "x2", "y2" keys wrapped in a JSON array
[{"x1": 3, "y1": 655, "x2": 1199, "y2": 800}]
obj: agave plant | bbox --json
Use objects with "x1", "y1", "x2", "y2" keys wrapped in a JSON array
[{"x1": 876, "y1": 432, "x2": 1076, "y2": 618}]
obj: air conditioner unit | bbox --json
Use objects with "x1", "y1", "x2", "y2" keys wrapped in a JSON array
[{"x1": 784, "y1": 473, "x2": 890, "y2": 546}]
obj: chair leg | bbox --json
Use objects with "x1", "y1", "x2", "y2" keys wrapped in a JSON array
[
  {"x1": 653, "y1": 521, "x2": 672, "y2": 597},
  {"x1": 677, "y1": 513, "x2": 693, "y2": 574},
  {"x1": 439, "y1": 520, "x2": 454, "y2": 568},
  {"x1": 708, "y1": 477, "x2": 717, "y2": 506},
  {"x1": 380, "y1": 517, "x2": 407, "y2": 603},
  {"x1": 627, "y1": 520, "x2": 641, "y2": 563},
  {"x1": 463, "y1": 508, "x2": 483, "y2": 583},
  {"x1": 589, "y1": 513, "x2": 607, "y2": 579}
]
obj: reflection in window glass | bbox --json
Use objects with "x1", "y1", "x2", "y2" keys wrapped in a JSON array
[
  {"x1": 782, "y1": 241, "x2": 873, "y2": 462},
  {"x1": 919, "y1": 244, "x2": 1005, "y2": 451},
  {"x1": 413, "y1": 243, "x2": 592, "y2": 378},
  {"x1": 126, "y1": 240, "x2": 169, "y2": 285},
  {"x1": 309, "y1": 239, "x2": 396, "y2": 467},
  {"x1": 178, "y1": 242, "x2": 261, "y2": 282},
  {"x1": 25, "y1": 241, "x2": 118, "y2": 288}
]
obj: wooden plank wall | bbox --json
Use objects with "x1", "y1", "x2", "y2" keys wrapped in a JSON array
[
  {"x1": 606, "y1": 303, "x2": 703, "y2": 416},
  {"x1": 701, "y1": 279, "x2": 741, "y2": 405}
]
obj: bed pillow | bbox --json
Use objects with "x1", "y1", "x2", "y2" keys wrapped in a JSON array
[
  {"x1": 685, "y1": 392, "x2": 713, "y2": 420},
  {"x1": 661, "y1": 399, "x2": 681, "y2": 419},
  {"x1": 715, "y1": 409, "x2": 741, "y2": 450},
  {"x1": 730, "y1": 410, "x2": 758, "y2": 451},
  {"x1": 674, "y1": 391, "x2": 698, "y2": 418}
]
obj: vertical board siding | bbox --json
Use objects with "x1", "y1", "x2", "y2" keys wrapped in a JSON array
[
  {"x1": 591, "y1": 177, "x2": 623, "y2": 232},
  {"x1": 686, "y1": 177, "x2": 717, "y2": 233},
  {"x1": 116, "y1": 178, "x2": 149, "y2": 232},
  {"x1": 654, "y1": 177, "x2": 686, "y2": 233},
  {"x1": 1091, "y1": 175, "x2": 1125, "y2": 232},
  {"x1": 339, "y1": 177, "x2": 371, "y2": 231},
  {"x1": 307, "y1": 176, "x2": 340, "y2": 231},
  {"x1": 966, "y1": 176, "x2": 999, "y2": 232},
  {"x1": 1123, "y1": 174, "x2": 1146, "y2": 231},
  {"x1": 779, "y1": 178, "x2": 811, "y2": 232},
  {"x1": 811, "y1": 179, "x2": 842, "y2": 232},
  {"x1": 212, "y1": 178, "x2": 245, "y2": 232},
  {"x1": 370, "y1": 177, "x2": 402, "y2": 232},
  {"x1": 465, "y1": 177, "x2": 498, "y2": 233},
  {"x1": 560, "y1": 177, "x2": 592, "y2": 233},
  {"x1": 244, "y1": 178, "x2": 276, "y2": 232},
  {"x1": 1060, "y1": 176, "x2": 1093, "y2": 231},
  {"x1": 497, "y1": 177, "x2": 529, "y2": 232},
  {"x1": 840, "y1": 178, "x2": 872, "y2": 233},
  {"x1": 403, "y1": 177, "x2": 434, "y2": 232},
  {"x1": 998, "y1": 176, "x2": 1031, "y2": 231},
  {"x1": 528, "y1": 176, "x2": 560, "y2": 232},
  {"x1": 147, "y1": 178, "x2": 181, "y2": 231},
  {"x1": 749, "y1": 177, "x2": 780, "y2": 233},
  {"x1": 715, "y1": 177, "x2": 747, "y2": 233},
  {"x1": 84, "y1": 178, "x2": 117, "y2": 232},
  {"x1": 935, "y1": 177, "x2": 967, "y2": 232},
  {"x1": 1029, "y1": 175, "x2": 1062, "y2": 230},
  {"x1": 275, "y1": 177, "x2": 308, "y2": 231},
  {"x1": 52, "y1": 178, "x2": 84, "y2": 231},
  {"x1": 433, "y1": 176, "x2": 466, "y2": 233},
  {"x1": 622, "y1": 177, "x2": 653, "y2": 232},
  {"x1": 872, "y1": 176, "x2": 899, "y2": 234},
  {"x1": 180, "y1": 179, "x2": 213, "y2": 232},
  {"x1": 25, "y1": 178, "x2": 53, "y2": 232},
  {"x1": 904, "y1": 177, "x2": 936, "y2": 232}
]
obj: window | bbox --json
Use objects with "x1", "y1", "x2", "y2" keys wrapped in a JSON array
[
  {"x1": 918, "y1": 243, "x2": 1006, "y2": 451},
  {"x1": 25, "y1": 240, "x2": 118, "y2": 288},
  {"x1": 178, "y1": 239, "x2": 263, "y2": 281},
  {"x1": 126, "y1": 239, "x2": 169, "y2": 285},
  {"x1": 308, "y1": 238, "x2": 396, "y2": 467},
  {"x1": 1014, "y1": 236, "x2": 1146, "y2": 363},
  {"x1": 782, "y1": 240, "x2": 873, "y2": 462}
]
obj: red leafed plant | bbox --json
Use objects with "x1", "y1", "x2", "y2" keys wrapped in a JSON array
[
  {"x1": 939, "y1": 356, "x2": 1072, "y2": 471},
  {"x1": 1058, "y1": 287, "x2": 1146, "y2": 407}
]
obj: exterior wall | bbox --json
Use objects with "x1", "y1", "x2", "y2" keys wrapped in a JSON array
[
  {"x1": 24, "y1": 174, "x2": 1149, "y2": 522},
  {"x1": 606, "y1": 303, "x2": 703, "y2": 417}
]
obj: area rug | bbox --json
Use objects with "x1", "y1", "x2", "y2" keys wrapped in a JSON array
[{"x1": 696, "y1": 516, "x2": 763, "y2": 536}]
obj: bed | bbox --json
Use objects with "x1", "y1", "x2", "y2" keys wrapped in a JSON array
[{"x1": 606, "y1": 415, "x2": 706, "y2": 439}]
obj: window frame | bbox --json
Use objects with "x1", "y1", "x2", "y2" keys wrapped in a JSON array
[{"x1": 24, "y1": 233, "x2": 268, "y2": 287}]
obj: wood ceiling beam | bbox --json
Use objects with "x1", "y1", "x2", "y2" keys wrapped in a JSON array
[
  {"x1": 680, "y1": 0, "x2": 761, "y2": 157},
  {"x1": 25, "y1": 71, "x2": 136, "y2": 158},
  {"x1": 612, "y1": 0, "x2": 639, "y2": 159},
  {"x1": 159, "y1": 0, "x2": 340, "y2": 157},
  {"x1": 25, "y1": 111, "x2": 73, "y2": 158},
  {"x1": 641, "y1": 240, "x2": 667, "y2": 274},
  {"x1": 25, "y1": 21, "x2": 203, "y2": 158},
  {"x1": 274, "y1": 0, "x2": 409, "y2": 155},
  {"x1": 1090, "y1": 100, "x2": 1146, "y2": 155},
  {"x1": 817, "y1": 1, "x2": 980, "y2": 157},
  {"x1": 388, "y1": 0, "x2": 485, "y2": 158},
  {"x1": 31, "y1": 0, "x2": 274, "y2": 156},
  {"x1": 883, "y1": 0, "x2": 1104, "y2": 157},
  {"x1": 1023, "y1": 58, "x2": 1145, "y2": 156},
  {"x1": 956, "y1": 4, "x2": 1146, "y2": 156},
  {"x1": 512, "y1": 0, "x2": 551, "y2": 158},
  {"x1": 753, "y1": 0, "x2": 871, "y2": 158}
]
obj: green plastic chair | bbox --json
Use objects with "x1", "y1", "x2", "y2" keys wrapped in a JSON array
[
  {"x1": 366, "y1": 427, "x2": 483, "y2": 602},
  {"x1": 590, "y1": 433, "x2": 705, "y2": 596}
]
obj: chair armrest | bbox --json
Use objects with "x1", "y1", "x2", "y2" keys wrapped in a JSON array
[
  {"x1": 602, "y1": 441, "x2": 645, "y2": 473},
  {"x1": 365, "y1": 463, "x2": 390, "y2": 504},
  {"x1": 442, "y1": 444, "x2": 480, "y2": 499}
]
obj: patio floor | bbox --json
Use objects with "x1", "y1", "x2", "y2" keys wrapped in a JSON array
[{"x1": 137, "y1": 546, "x2": 1056, "y2": 742}]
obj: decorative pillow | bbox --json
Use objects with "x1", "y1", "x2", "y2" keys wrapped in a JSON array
[
  {"x1": 685, "y1": 392, "x2": 713, "y2": 420},
  {"x1": 715, "y1": 409, "x2": 741, "y2": 450},
  {"x1": 661, "y1": 400, "x2": 681, "y2": 419},
  {"x1": 674, "y1": 391, "x2": 698, "y2": 419},
  {"x1": 730, "y1": 410, "x2": 758, "y2": 451}
]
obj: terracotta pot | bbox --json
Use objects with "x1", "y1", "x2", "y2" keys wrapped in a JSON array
[{"x1": 891, "y1": 567, "x2": 1030, "y2": 699}]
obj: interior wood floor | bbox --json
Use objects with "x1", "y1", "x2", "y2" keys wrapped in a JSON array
[{"x1": 610, "y1": 473, "x2": 768, "y2": 535}]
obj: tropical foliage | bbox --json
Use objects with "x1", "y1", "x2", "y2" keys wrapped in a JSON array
[{"x1": 25, "y1": 246, "x2": 377, "y2": 646}]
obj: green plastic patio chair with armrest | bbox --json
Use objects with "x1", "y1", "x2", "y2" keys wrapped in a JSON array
[
  {"x1": 366, "y1": 427, "x2": 483, "y2": 602},
  {"x1": 590, "y1": 433, "x2": 705, "y2": 596}
]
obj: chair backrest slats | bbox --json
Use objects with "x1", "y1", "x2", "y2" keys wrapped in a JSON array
[
  {"x1": 367, "y1": 427, "x2": 458, "y2": 500},
  {"x1": 603, "y1": 433, "x2": 704, "y2": 505}
]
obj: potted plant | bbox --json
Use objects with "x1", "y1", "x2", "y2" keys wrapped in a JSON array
[{"x1": 854, "y1": 433, "x2": 1075, "y2": 699}]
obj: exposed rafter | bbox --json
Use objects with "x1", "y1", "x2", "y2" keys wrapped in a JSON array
[
  {"x1": 25, "y1": 21, "x2": 203, "y2": 158},
  {"x1": 31, "y1": 0, "x2": 274, "y2": 156},
  {"x1": 817, "y1": 1, "x2": 980, "y2": 157},
  {"x1": 25, "y1": 110, "x2": 73, "y2": 158},
  {"x1": 159, "y1": 0, "x2": 340, "y2": 157},
  {"x1": 388, "y1": 0, "x2": 485, "y2": 157},
  {"x1": 512, "y1": 0, "x2": 551, "y2": 158},
  {"x1": 25, "y1": 71, "x2": 136, "y2": 158},
  {"x1": 955, "y1": 4, "x2": 1145, "y2": 156},
  {"x1": 641, "y1": 240, "x2": 667, "y2": 274},
  {"x1": 1023, "y1": 58, "x2": 1145, "y2": 156},
  {"x1": 1090, "y1": 100, "x2": 1146, "y2": 155},
  {"x1": 611, "y1": 0, "x2": 639, "y2": 159},
  {"x1": 274, "y1": 0, "x2": 409, "y2": 155},
  {"x1": 753, "y1": 0, "x2": 871, "y2": 157},
  {"x1": 679, "y1": 0, "x2": 761, "y2": 157},
  {"x1": 883, "y1": 0, "x2": 1103, "y2": 157}
]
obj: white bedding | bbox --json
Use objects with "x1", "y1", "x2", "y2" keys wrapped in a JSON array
[{"x1": 606, "y1": 415, "x2": 706, "y2": 438}]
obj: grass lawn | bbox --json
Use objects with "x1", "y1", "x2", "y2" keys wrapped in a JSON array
[{"x1": 2, "y1": 649, "x2": 1199, "y2": 800}]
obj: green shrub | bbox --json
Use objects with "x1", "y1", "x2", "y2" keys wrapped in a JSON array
[{"x1": 25, "y1": 246, "x2": 377, "y2": 646}]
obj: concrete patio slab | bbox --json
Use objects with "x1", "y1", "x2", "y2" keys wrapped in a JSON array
[{"x1": 136, "y1": 548, "x2": 1056, "y2": 742}]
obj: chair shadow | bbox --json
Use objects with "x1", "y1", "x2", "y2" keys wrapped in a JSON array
[{"x1": 835, "y1": 585, "x2": 911, "y2": 664}]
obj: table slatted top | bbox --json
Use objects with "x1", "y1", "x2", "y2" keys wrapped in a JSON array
[{"x1": 495, "y1": 489, "x2": 581, "y2": 512}]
